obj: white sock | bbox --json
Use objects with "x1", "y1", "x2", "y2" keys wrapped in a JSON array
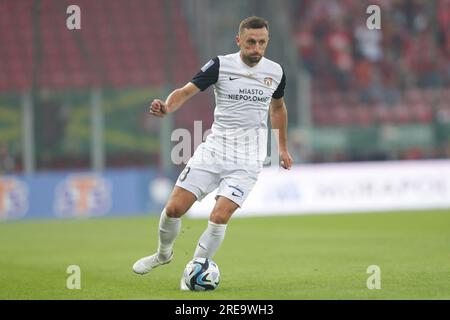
[
  {"x1": 157, "y1": 209, "x2": 181, "y2": 260},
  {"x1": 194, "y1": 221, "x2": 227, "y2": 259}
]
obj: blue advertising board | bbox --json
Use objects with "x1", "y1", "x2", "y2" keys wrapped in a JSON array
[{"x1": 0, "y1": 169, "x2": 174, "y2": 221}]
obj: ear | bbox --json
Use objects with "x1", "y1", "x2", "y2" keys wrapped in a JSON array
[{"x1": 235, "y1": 34, "x2": 240, "y2": 47}]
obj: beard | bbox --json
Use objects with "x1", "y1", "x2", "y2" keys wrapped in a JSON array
[{"x1": 243, "y1": 53, "x2": 262, "y2": 65}]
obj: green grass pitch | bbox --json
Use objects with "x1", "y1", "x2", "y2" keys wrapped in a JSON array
[{"x1": 0, "y1": 209, "x2": 449, "y2": 299}]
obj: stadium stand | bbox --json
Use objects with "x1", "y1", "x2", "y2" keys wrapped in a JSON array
[
  {"x1": 0, "y1": 0, "x2": 448, "y2": 170},
  {"x1": 0, "y1": 0, "x2": 212, "y2": 170},
  {"x1": 291, "y1": 0, "x2": 449, "y2": 127},
  {"x1": 0, "y1": 0, "x2": 206, "y2": 90}
]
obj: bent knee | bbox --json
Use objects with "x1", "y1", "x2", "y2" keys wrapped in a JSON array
[
  {"x1": 210, "y1": 211, "x2": 232, "y2": 224},
  {"x1": 164, "y1": 204, "x2": 186, "y2": 218}
]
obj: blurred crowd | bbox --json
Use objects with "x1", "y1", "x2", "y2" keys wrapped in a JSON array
[
  {"x1": 291, "y1": 0, "x2": 449, "y2": 104},
  {"x1": 287, "y1": 0, "x2": 450, "y2": 163},
  {"x1": 1, "y1": 0, "x2": 449, "y2": 173}
]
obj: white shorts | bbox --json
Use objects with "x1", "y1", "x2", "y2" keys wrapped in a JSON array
[{"x1": 175, "y1": 144, "x2": 262, "y2": 207}]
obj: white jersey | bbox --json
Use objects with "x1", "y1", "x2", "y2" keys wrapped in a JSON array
[{"x1": 191, "y1": 52, "x2": 286, "y2": 165}]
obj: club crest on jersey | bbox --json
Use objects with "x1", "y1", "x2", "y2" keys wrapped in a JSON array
[{"x1": 264, "y1": 77, "x2": 273, "y2": 87}]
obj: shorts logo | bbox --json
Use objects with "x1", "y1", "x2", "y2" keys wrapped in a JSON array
[
  {"x1": 228, "y1": 185, "x2": 244, "y2": 198},
  {"x1": 264, "y1": 77, "x2": 273, "y2": 87},
  {"x1": 0, "y1": 177, "x2": 28, "y2": 221},
  {"x1": 54, "y1": 175, "x2": 111, "y2": 218},
  {"x1": 179, "y1": 166, "x2": 191, "y2": 182}
]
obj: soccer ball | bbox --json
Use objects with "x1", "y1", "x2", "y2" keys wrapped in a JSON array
[{"x1": 182, "y1": 258, "x2": 220, "y2": 291}]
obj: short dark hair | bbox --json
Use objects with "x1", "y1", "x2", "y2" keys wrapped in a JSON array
[{"x1": 238, "y1": 16, "x2": 269, "y2": 35}]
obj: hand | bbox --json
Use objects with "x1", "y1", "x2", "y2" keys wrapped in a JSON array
[
  {"x1": 279, "y1": 150, "x2": 293, "y2": 170},
  {"x1": 149, "y1": 99, "x2": 168, "y2": 117}
]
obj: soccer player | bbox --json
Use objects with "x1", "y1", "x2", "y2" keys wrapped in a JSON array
[{"x1": 133, "y1": 16, "x2": 293, "y2": 289}]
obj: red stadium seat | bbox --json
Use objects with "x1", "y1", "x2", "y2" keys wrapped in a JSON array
[{"x1": 0, "y1": 0, "x2": 198, "y2": 92}]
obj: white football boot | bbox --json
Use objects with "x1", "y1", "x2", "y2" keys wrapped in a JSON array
[
  {"x1": 180, "y1": 277, "x2": 190, "y2": 291},
  {"x1": 132, "y1": 252, "x2": 173, "y2": 275}
]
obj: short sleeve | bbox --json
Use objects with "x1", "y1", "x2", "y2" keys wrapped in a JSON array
[
  {"x1": 272, "y1": 67, "x2": 286, "y2": 99},
  {"x1": 190, "y1": 57, "x2": 220, "y2": 91}
]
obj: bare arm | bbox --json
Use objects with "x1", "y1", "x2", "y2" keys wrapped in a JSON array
[
  {"x1": 270, "y1": 97, "x2": 293, "y2": 169},
  {"x1": 149, "y1": 82, "x2": 200, "y2": 117}
]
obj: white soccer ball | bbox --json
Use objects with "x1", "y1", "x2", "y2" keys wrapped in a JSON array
[{"x1": 182, "y1": 258, "x2": 220, "y2": 291}]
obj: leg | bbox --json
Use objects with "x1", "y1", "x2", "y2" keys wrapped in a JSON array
[
  {"x1": 192, "y1": 166, "x2": 260, "y2": 260},
  {"x1": 193, "y1": 196, "x2": 239, "y2": 259},
  {"x1": 157, "y1": 186, "x2": 196, "y2": 258},
  {"x1": 133, "y1": 186, "x2": 196, "y2": 275},
  {"x1": 164, "y1": 186, "x2": 197, "y2": 218},
  {"x1": 210, "y1": 195, "x2": 240, "y2": 224}
]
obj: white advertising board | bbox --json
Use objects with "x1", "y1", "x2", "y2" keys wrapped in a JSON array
[{"x1": 187, "y1": 160, "x2": 450, "y2": 218}]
